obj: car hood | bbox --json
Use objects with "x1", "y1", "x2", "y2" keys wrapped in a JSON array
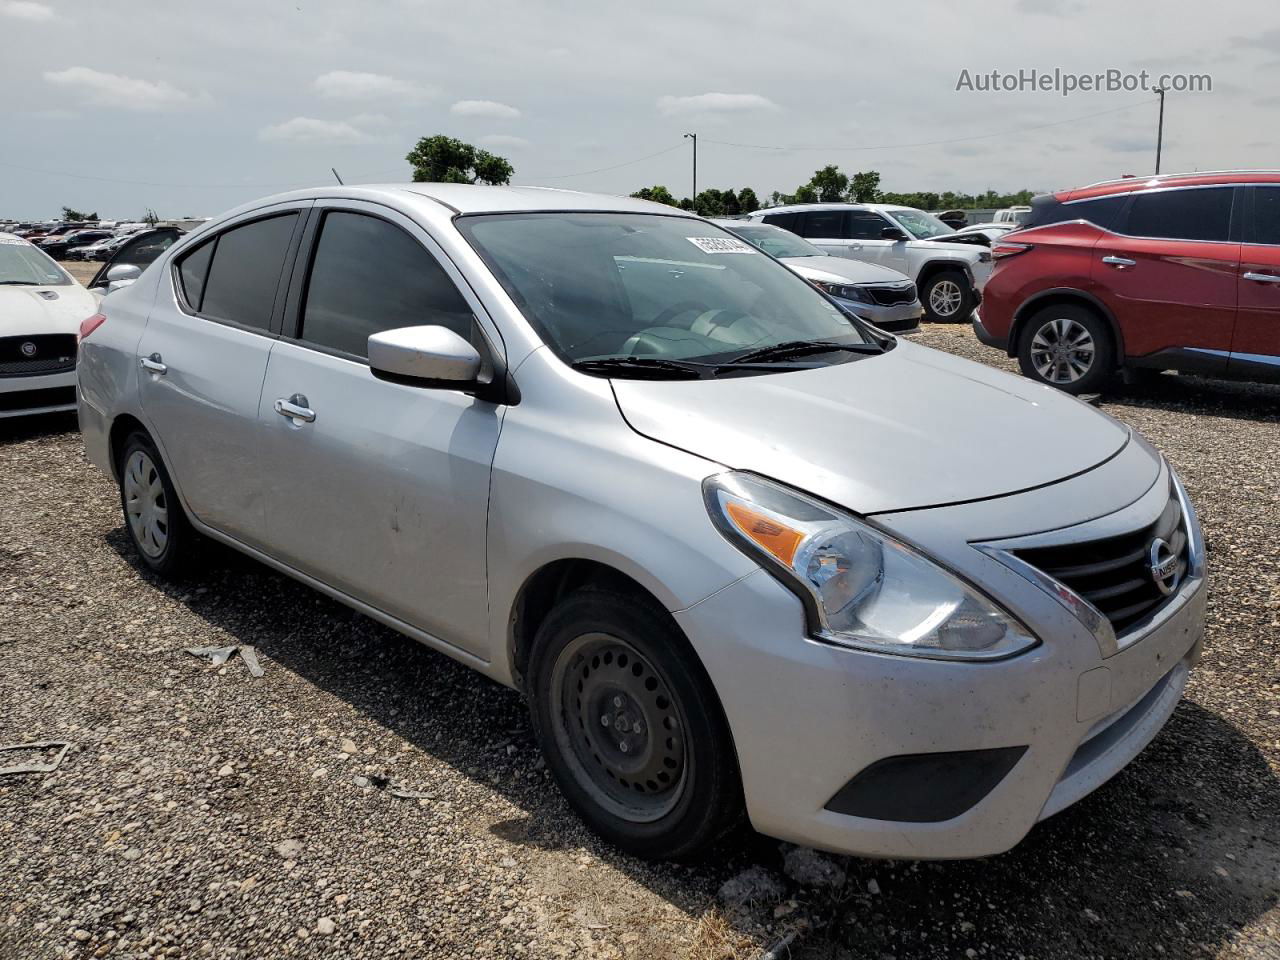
[
  {"x1": 611, "y1": 339, "x2": 1129, "y2": 514},
  {"x1": 781, "y1": 256, "x2": 912, "y2": 285},
  {"x1": 0, "y1": 284, "x2": 97, "y2": 337}
]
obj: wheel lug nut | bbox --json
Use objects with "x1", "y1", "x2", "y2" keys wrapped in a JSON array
[
  {"x1": 600, "y1": 715, "x2": 610, "y2": 727},
  {"x1": 619, "y1": 741, "x2": 629, "y2": 753},
  {"x1": 613, "y1": 696, "x2": 623, "y2": 708},
  {"x1": 633, "y1": 721, "x2": 643, "y2": 734}
]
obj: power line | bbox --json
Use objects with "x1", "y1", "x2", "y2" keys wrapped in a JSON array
[
  {"x1": 522, "y1": 142, "x2": 687, "y2": 181},
  {"x1": 700, "y1": 98, "x2": 1158, "y2": 153}
]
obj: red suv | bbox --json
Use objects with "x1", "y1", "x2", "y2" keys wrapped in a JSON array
[{"x1": 975, "y1": 171, "x2": 1280, "y2": 394}]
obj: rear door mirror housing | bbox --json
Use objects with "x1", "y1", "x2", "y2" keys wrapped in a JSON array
[{"x1": 368, "y1": 325, "x2": 483, "y2": 388}]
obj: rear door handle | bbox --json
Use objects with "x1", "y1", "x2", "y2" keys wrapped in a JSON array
[
  {"x1": 1243, "y1": 271, "x2": 1280, "y2": 284},
  {"x1": 1101, "y1": 255, "x2": 1137, "y2": 268},
  {"x1": 139, "y1": 353, "x2": 167, "y2": 375},
  {"x1": 274, "y1": 394, "x2": 316, "y2": 423}
]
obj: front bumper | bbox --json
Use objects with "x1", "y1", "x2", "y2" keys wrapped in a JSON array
[
  {"x1": 0, "y1": 369, "x2": 77, "y2": 419},
  {"x1": 676, "y1": 460, "x2": 1206, "y2": 860},
  {"x1": 972, "y1": 312, "x2": 1008, "y2": 350},
  {"x1": 837, "y1": 296, "x2": 923, "y2": 333}
]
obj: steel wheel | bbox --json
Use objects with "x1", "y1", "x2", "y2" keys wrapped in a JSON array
[
  {"x1": 123, "y1": 449, "x2": 169, "y2": 558},
  {"x1": 928, "y1": 278, "x2": 964, "y2": 318},
  {"x1": 550, "y1": 632, "x2": 688, "y2": 823},
  {"x1": 1030, "y1": 316, "x2": 1096, "y2": 384}
]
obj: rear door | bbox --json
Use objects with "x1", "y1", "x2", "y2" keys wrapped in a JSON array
[
  {"x1": 1231, "y1": 185, "x2": 1280, "y2": 377},
  {"x1": 137, "y1": 204, "x2": 308, "y2": 547},
  {"x1": 256, "y1": 202, "x2": 504, "y2": 658},
  {"x1": 1091, "y1": 185, "x2": 1240, "y2": 364}
]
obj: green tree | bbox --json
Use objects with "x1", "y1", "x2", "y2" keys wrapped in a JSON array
[
  {"x1": 808, "y1": 165, "x2": 848, "y2": 202},
  {"x1": 738, "y1": 187, "x2": 760, "y2": 213},
  {"x1": 405, "y1": 135, "x2": 514, "y2": 185},
  {"x1": 61, "y1": 206, "x2": 99, "y2": 221},
  {"x1": 848, "y1": 170, "x2": 882, "y2": 203},
  {"x1": 630, "y1": 185, "x2": 679, "y2": 206},
  {"x1": 792, "y1": 184, "x2": 818, "y2": 204},
  {"x1": 720, "y1": 188, "x2": 741, "y2": 216}
]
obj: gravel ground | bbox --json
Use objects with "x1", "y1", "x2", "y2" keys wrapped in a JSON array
[{"x1": 1, "y1": 314, "x2": 1278, "y2": 960}]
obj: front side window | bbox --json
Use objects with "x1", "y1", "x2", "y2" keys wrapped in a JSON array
[
  {"x1": 458, "y1": 213, "x2": 872, "y2": 365},
  {"x1": 1250, "y1": 186, "x2": 1280, "y2": 246},
  {"x1": 199, "y1": 214, "x2": 298, "y2": 331},
  {"x1": 299, "y1": 211, "x2": 473, "y2": 359},
  {"x1": 846, "y1": 211, "x2": 893, "y2": 240},
  {"x1": 1123, "y1": 188, "x2": 1233, "y2": 242},
  {"x1": 0, "y1": 239, "x2": 71, "y2": 286},
  {"x1": 885, "y1": 208, "x2": 953, "y2": 239}
]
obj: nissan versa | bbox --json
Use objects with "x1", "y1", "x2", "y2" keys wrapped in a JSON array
[{"x1": 78, "y1": 185, "x2": 1207, "y2": 860}]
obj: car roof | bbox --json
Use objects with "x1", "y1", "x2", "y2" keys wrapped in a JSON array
[
  {"x1": 1061, "y1": 169, "x2": 1280, "y2": 201},
  {"x1": 750, "y1": 202, "x2": 873, "y2": 215},
  {"x1": 225, "y1": 183, "x2": 699, "y2": 218}
]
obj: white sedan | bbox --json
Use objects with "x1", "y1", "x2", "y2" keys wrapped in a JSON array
[{"x1": 1, "y1": 233, "x2": 97, "y2": 418}]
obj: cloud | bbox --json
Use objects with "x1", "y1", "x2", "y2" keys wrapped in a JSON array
[
  {"x1": 314, "y1": 70, "x2": 429, "y2": 99},
  {"x1": 1015, "y1": 0, "x2": 1085, "y2": 14},
  {"x1": 347, "y1": 112, "x2": 394, "y2": 128},
  {"x1": 1095, "y1": 133, "x2": 1156, "y2": 153},
  {"x1": 1232, "y1": 28, "x2": 1280, "y2": 54},
  {"x1": 479, "y1": 134, "x2": 530, "y2": 149},
  {"x1": 450, "y1": 99, "x2": 521, "y2": 119},
  {"x1": 656, "y1": 92, "x2": 779, "y2": 116},
  {"x1": 259, "y1": 117, "x2": 371, "y2": 144},
  {"x1": 0, "y1": 0, "x2": 54, "y2": 20},
  {"x1": 43, "y1": 67, "x2": 196, "y2": 110}
]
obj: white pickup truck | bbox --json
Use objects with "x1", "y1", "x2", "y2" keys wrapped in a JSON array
[{"x1": 743, "y1": 203, "x2": 993, "y2": 322}]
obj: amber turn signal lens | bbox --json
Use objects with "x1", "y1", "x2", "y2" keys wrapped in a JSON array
[{"x1": 724, "y1": 501, "x2": 804, "y2": 567}]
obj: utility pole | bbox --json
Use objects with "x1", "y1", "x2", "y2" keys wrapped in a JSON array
[
  {"x1": 1154, "y1": 87, "x2": 1167, "y2": 175},
  {"x1": 684, "y1": 132, "x2": 697, "y2": 200}
]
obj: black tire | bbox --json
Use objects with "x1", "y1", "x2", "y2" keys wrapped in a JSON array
[
  {"x1": 1016, "y1": 303, "x2": 1116, "y2": 395},
  {"x1": 527, "y1": 588, "x2": 743, "y2": 860},
  {"x1": 921, "y1": 268, "x2": 976, "y2": 323},
  {"x1": 117, "y1": 431, "x2": 197, "y2": 578}
]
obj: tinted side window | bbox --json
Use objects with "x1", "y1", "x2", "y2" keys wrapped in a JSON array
[
  {"x1": 761, "y1": 212, "x2": 799, "y2": 233},
  {"x1": 801, "y1": 211, "x2": 847, "y2": 239},
  {"x1": 1123, "y1": 188, "x2": 1232, "y2": 242},
  {"x1": 177, "y1": 240, "x2": 215, "y2": 310},
  {"x1": 200, "y1": 214, "x2": 298, "y2": 331},
  {"x1": 299, "y1": 211, "x2": 472, "y2": 359},
  {"x1": 1250, "y1": 187, "x2": 1280, "y2": 246},
  {"x1": 846, "y1": 211, "x2": 891, "y2": 239},
  {"x1": 118, "y1": 231, "x2": 179, "y2": 265}
]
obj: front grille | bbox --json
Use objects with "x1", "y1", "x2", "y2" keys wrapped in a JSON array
[
  {"x1": 866, "y1": 283, "x2": 917, "y2": 306},
  {"x1": 1014, "y1": 486, "x2": 1187, "y2": 635},
  {"x1": 0, "y1": 334, "x2": 76, "y2": 378}
]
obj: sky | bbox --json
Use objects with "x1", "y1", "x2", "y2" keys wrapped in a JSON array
[{"x1": 1, "y1": 0, "x2": 1275, "y2": 220}]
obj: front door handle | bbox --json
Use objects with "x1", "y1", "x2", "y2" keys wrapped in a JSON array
[
  {"x1": 139, "y1": 353, "x2": 167, "y2": 375},
  {"x1": 274, "y1": 394, "x2": 316, "y2": 423},
  {"x1": 1101, "y1": 255, "x2": 1137, "y2": 268},
  {"x1": 1243, "y1": 271, "x2": 1280, "y2": 284}
]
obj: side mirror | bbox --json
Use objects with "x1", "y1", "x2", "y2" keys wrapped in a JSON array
[
  {"x1": 368, "y1": 325, "x2": 482, "y2": 387},
  {"x1": 106, "y1": 263, "x2": 142, "y2": 283},
  {"x1": 881, "y1": 226, "x2": 909, "y2": 242}
]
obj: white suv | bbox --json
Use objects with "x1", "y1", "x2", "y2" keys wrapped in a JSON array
[{"x1": 745, "y1": 203, "x2": 993, "y2": 322}]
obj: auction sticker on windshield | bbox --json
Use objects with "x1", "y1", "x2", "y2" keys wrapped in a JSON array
[{"x1": 686, "y1": 236, "x2": 757, "y2": 255}]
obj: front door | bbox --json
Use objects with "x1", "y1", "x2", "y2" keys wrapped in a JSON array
[
  {"x1": 257, "y1": 203, "x2": 504, "y2": 658},
  {"x1": 1231, "y1": 185, "x2": 1280, "y2": 378},
  {"x1": 1090, "y1": 185, "x2": 1239, "y2": 364},
  {"x1": 137, "y1": 205, "x2": 306, "y2": 546}
]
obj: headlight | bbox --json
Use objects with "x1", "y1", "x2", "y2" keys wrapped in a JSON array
[
  {"x1": 977, "y1": 251, "x2": 993, "y2": 263},
  {"x1": 812, "y1": 280, "x2": 871, "y2": 303},
  {"x1": 704, "y1": 473, "x2": 1038, "y2": 661}
]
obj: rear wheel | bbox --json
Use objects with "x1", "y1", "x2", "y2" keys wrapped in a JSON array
[
  {"x1": 921, "y1": 269, "x2": 975, "y2": 323},
  {"x1": 1017, "y1": 303, "x2": 1115, "y2": 395},
  {"x1": 118, "y1": 431, "x2": 196, "y2": 578},
  {"x1": 527, "y1": 589, "x2": 743, "y2": 860}
]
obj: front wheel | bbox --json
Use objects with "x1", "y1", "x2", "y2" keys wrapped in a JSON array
[
  {"x1": 527, "y1": 589, "x2": 743, "y2": 860},
  {"x1": 1017, "y1": 304, "x2": 1115, "y2": 395},
  {"x1": 921, "y1": 269, "x2": 975, "y2": 323}
]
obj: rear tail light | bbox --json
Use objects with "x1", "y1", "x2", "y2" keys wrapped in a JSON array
[
  {"x1": 991, "y1": 241, "x2": 1033, "y2": 260},
  {"x1": 79, "y1": 313, "x2": 106, "y2": 342}
]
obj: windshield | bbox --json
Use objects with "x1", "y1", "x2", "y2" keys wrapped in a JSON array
[
  {"x1": 0, "y1": 239, "x2": 72, "y2": 285},
  {"x1": 723, "y1": 223, "x2": 825, "y2": 259},
  {"x1": 458, "y1": 213, "x2": 872, "y2": 365},
  {"x1": 886, "y1": 208, "x2": 955, "y2": 240}
]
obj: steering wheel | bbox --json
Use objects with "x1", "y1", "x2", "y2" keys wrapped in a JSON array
[{"x1": 651, "y1": 300, "x2": 712, "y2": 328}]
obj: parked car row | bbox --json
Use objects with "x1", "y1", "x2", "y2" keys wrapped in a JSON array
[{"x1": 69, "y1": 182, "x2": 1206, "y2": 866}]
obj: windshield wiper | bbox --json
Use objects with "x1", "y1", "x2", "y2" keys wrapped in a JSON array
[
  {"x1": 0, "y1": 280, "x2": 42, "y2": 286},
  {"x1": 571, "y1": 356, "x2": 714, "y2": 379},
  {"x1": 725, "y1": 339, "x2": 883, "y2": 365}
]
